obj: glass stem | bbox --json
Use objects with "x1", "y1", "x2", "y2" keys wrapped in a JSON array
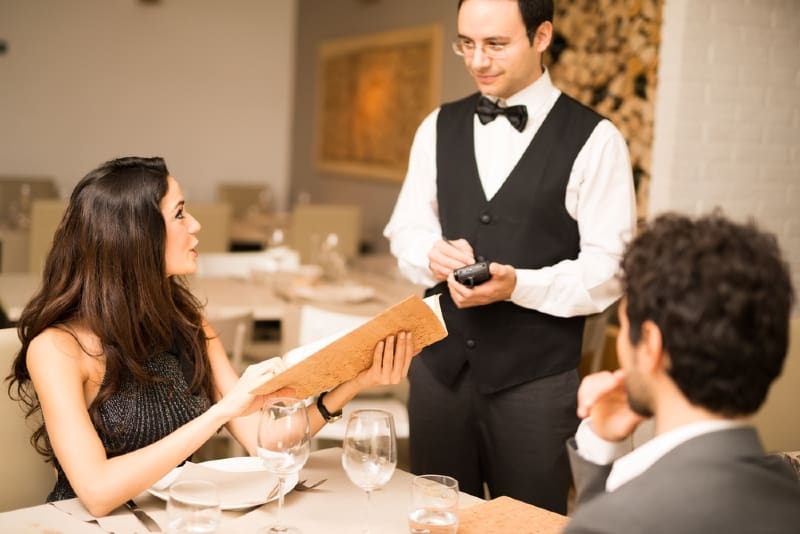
[
  {"x1": 364, "y1": 489, "x2": 372, "y2": 534},
  {"x1": 273, "y1": 475, "x2": 287, "y2": 532}
]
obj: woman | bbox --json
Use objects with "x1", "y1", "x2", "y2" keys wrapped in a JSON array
[{"x1": 7, "y1": 156, "x2": 415, "y2": 516}]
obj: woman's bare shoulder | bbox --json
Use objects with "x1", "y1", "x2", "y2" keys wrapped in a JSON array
[{"x1": 27, "y1": 324, "x2": 102, "y2": 367}]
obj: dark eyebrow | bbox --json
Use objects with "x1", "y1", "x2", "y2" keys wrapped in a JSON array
[
  {"x1": 173, "y1": 200, "x2": 185, "y2": 212},
  {"x1": 457, "y1": 33, "x2": 510, "y2": 42}
]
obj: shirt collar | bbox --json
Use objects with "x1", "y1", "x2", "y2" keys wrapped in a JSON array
[
  {"x1": 606, "y1": 419, "x2": 746, "y2": 492},
  {"x1": 483, "y1": 68, "x2": 559, "y2": 130}
]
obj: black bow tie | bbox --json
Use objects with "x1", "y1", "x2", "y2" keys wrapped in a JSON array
[{"x1": 475, "y1": 96, "x2": 528, "y2": 132}]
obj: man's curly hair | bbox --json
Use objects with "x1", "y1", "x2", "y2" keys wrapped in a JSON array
[{"x1": 621, "y1": 212, "x2": 794, "y2": 416}]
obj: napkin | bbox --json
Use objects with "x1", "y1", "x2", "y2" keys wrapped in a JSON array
[
  {"x1": 173, "y1": 461, "x2": 276, "y2": 508},
  {"x1": 51, "y1": 497, "x2": 162, "y2": 533}
]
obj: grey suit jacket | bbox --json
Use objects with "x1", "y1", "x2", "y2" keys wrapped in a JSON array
[{"x1": 565, "y1": 427, "x2": 800, "y2": 534}]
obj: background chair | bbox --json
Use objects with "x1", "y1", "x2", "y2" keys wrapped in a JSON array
[
  {"x1": 0, "y1": 327, "x2": 55, "y2": 510},
  {"x1": 188, "y1": 201, "x2": 233, "y2": 253},
  {"x1": 28, "y1": 198, "x2": 68, "y2": 274},
  {"x1": 217, "y1": 183, "x2": 273, "y2": 219},
  {"x1": 195, "y1": 310, "x2": 255, "y2": 460},
  {"x1": 288, "y1": 204, "x2": 361, "y2": 264}
]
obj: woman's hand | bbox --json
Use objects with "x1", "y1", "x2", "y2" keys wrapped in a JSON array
[
  {"x1": 215, "y1": 357, "x2": 288, "y2": 419},
  {"x1": 351, "y1": 331, "x2": 418, "y2": 391}
]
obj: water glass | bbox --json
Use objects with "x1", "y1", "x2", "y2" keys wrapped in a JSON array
[
  {"x1": 166, "y1": 480, "x2": 221, "y2": 534},
  {"x1": 408, "y1": 474, "x2": 459, "y2": 534}
]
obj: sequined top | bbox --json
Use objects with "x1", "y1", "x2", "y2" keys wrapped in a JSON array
[{"x1": 47, "y1": 350, "x2": 211, "y2": 502}]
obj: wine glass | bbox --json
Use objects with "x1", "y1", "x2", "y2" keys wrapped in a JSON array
[
  {"x1": 341, "y1": 409, "x2": 397, "y2": 534},
  {"x1": 166, "y1": 480, "x2": 221, "y2": 534},
  {"x1": 256, "y1": 397, "x2": 311, "y2": 534}
]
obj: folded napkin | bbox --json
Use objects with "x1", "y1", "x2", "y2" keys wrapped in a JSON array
[
  {"x1": 51, "y1": 497, "x2": 162, "y2": 534},
  {"x1": 173, "y1": 460, "x2": 277, "y2": 508}
]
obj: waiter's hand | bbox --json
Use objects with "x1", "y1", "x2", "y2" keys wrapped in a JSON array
[
  {"x1": 577, "y1": 369, "x2": 645, "y2": 442},
  {"x1": 447, "y1": 262, "x2": 516, "y2": 308},
  {"x1": 428, "y1": 238, "x2": 475, "y2": 282}
]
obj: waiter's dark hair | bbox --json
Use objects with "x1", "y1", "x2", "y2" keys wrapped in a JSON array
[
  {"x1": 620, "y1": 211, "x2": 794, "y2": 417},
  {"x1": 457, "y1": 0, "x2": 554, "y2": 43}
]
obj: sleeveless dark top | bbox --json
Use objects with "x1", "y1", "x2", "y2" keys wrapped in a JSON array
[{"x1": 47, "y1": 350, "x2": 211, "y2": 502}]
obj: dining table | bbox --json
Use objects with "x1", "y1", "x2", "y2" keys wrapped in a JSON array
[{"x1": 0, "y1": 447, "x2": 570, "y2": 533}]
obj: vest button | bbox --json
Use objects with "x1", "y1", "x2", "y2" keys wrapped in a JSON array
[
  {"x1": 476, "y1": 255, "x2": 485, "y2": 262},
  {"x1": 465, "y1": 339, "x2": 477, "y2": 349},
  {"x1": 480, "y1": 213, "x2": 492, "y2": 224}
]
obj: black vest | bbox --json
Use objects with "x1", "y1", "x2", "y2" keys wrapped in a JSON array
[{"x1": 422, "y1": 92, "x2": 603, "y2": 394}]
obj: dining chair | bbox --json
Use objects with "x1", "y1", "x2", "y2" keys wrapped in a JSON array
[
  {"x1": 202, "y1": 310, "x2": 255, "y2": 458},
  {"x1": 28, "y1": 198, "x2": 68, "y2": 274},
  {"x1": 187, "y1": 201, "x2": 233, "y2": 253},
  {"x1": 217, "y1": 183, "x2": 273, "y2": 219},
  {"x1": 0, "y1": 327, "x2": 56, "y2": 511},
  {"x1": 287, "y1": 204, "x2": 361, "y2": 264}
]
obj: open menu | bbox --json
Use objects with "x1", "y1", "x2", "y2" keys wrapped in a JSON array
[{"x1": 250, "y1": 295, "x2": 448, "y2": 397}]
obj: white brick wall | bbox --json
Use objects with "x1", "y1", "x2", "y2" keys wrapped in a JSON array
[{"x1": 651, "y1": 0, "x2": 800, "y2": 310}]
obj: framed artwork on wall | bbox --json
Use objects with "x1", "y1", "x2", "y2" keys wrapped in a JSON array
[{"x1": 315, "y1": 24, "x2": 442, "y2": 182}]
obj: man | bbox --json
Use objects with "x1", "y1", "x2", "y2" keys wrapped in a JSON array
[
  {"x1": 566, "y1": 213, "x2": 800, "y2": 533},
  {"x1": 383, "y1": 0, "x2": 636, "y2": 513}
]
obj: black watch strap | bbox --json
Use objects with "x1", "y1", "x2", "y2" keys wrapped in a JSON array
[{"x1": 316, "y1": 391, "x2": 343, "y2": 423}]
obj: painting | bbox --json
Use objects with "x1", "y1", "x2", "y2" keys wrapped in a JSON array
[{"x1": 316, "y1": 25, "x2": 442, "y2": 182}]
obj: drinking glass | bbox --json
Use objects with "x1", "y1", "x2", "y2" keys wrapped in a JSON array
[
  {"x1": 166, "y1": 480, "x2": 221, "y2": 534},
  {"x1": 341, "y1": 409, "x2": 397, "y2": 534},
  {"x1": 408, "y1": 474, "x2": 459, "y2": 534},
  {"x1": 256, "y1": 397, "x2": 311, "y2": 534}
]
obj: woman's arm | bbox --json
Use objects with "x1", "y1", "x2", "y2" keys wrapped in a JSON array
[{"x1": 28, "y1": 327, "x2": 279, "y2": 517}]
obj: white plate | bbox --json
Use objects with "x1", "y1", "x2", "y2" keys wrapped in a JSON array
[{"x1": 147, "y1": 457, "x2": 299, "y2": 511}]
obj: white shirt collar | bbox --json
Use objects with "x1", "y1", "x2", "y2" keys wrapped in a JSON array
[
  {"x1": 606, "y1": 419, "x2": 746, "y2": 492},
  {"x1": 488, "y1": 68, "x2": 558, "y2": 123}
]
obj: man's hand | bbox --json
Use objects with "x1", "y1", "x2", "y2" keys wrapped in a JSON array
[
  {"x1": 428, "y1": 239, "x2": 475, "y2": 282},
  {"x1": 447, "y1": 262, "x2": 516, "y2": 308},
  {"x1": 577, "y1": 369, "x2": 645, "y2": 442}
]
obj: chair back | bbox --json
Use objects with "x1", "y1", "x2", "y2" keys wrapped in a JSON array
[
  {"x1": 28, "y1": 199, "x2": 68, "y2": 273},
  {"x1": 189, "y1": 202, "x2": 232, "y2": 253},
  {"x1": 288, "y1": 204, "x2": 361, "y2": 264},
  {"x1": 206, "y1": 310, "x2": 254, "y2": 374},
  {"x1": 0, "y1": 327, "x2": 55, "y2": 510},
  {"x1": 217, "y1": 183, "x2": 272, "y2": 219}
]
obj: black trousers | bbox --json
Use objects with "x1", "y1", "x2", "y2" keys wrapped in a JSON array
[{"x1": 407, "y1": 358, "x2": 579, "y2": 514}]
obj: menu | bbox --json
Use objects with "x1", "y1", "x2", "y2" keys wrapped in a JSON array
[{"x1": 250, "y1": 295, "x2": 447, "y2": 397}]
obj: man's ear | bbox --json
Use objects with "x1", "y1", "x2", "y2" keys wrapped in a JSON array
[
  {"x1": 533, "y1": 21, "x2": 553, "y2": 52},
  {"x1": 637, "y1": 320, "x2": 665, "y2": 373}
]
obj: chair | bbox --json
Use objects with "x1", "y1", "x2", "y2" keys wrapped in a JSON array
[
  {"x1": 0, "y1": 327, "x2": 55, "y2": 510},
  {"x1": 280, "y1": 302, "x2": 410, "y2": 448},
  {"x1": 207, "y1": 310, "x2": 255, "y2": 374},
  {"x1": 28, "y1": 199, "x2": 68, "y2": 274},
  {"x1": 188, "y1": 202, "x2": 233, "y2": 253},
  {"x1": 288, "y1": 204, "x2": 361, "y2": 264},
  {"x1": 217, "y1": 183, "x2": 273, "y2": 220},
  {"x1": 197, "y1": 311, "x2": 255, "y2": 459}
]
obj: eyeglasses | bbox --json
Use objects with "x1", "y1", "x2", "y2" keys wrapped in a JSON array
[{"x1": 451, "y1": 36, "x2": 524, "y2": 59}]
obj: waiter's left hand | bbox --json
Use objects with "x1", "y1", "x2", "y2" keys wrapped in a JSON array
[{"x1": 447, "y1": 262, "x2": 516, "y2": 308}]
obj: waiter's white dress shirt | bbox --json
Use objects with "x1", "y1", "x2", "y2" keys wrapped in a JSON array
[{"x1": 383, "y1": 69, "x2": 637, "y2": 318}]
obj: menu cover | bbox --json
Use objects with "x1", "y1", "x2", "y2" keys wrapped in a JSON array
[
  {"x1": 250, "y1": 295, "x2": 447, "y2": 397},
  {"x1": 458, "y1": 496, "x2": 569, "y2": 533}
]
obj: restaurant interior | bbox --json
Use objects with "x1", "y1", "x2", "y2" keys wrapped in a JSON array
[{"x1": 0, "y1": 0, "x2": 798, "y2": 531}]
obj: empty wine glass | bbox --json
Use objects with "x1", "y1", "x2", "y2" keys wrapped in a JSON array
[
  {"x1": 341, "y1": 409, "x2": 397, "y2": 534},
  {"x1": 256, "y1": 397, "x2": 311, "y2": 534}
]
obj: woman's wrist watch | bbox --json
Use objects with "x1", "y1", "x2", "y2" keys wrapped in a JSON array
[{"x1": 316, "y1": 391, "x2": 343, "y2": 423}]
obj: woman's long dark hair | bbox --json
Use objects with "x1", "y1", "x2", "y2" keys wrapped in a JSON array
[{"x1": 7, "y1": 156, "x2": 213, "y2": 460}]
